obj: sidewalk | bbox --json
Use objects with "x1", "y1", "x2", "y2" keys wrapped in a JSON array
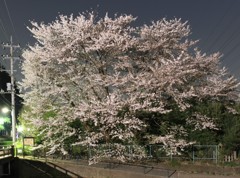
[
  {"x1": 177, "y1": 172, "x2": 240, "y2": 178},
  {"x1": 22, "y1": 156, "x2": 240, "y2": 178}
]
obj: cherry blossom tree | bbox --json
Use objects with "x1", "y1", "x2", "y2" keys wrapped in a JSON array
[{"x1": 20, "y1": 12, "x2": 239, "y2": 163}]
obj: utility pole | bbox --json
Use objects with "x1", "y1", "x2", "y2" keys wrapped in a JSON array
[{"x1": 2, "y1": 36, "x2": 20, "y2": 145}]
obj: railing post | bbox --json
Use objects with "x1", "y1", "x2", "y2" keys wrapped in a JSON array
[
  {"x1": 149, "y1": 145, "x2": 152, "y2": 158},
  {"x1": 11, "y1": 145, "x2": 14, "y2": 157},
  {"x1": 192, "y1": 145, "x2": 194, "y2": 163},
  {"x1": 44, "y1": 147, "x2": 47, "y2": 163}
]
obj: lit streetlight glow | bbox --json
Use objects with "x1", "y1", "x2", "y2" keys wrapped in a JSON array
[{"x1": 2, "y1": 107, "x2": 10, "y2": 114}]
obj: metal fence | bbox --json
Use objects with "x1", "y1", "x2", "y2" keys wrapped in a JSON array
[
  {"x1": 0, "y1": 145, "x2": 14, "y2": 157},
  {"x1": 192, "y1": 145, "x2": 219, "y2": 163},
  {"x1": 23, "y1": 144, "x2": 220, "y2": 164}
]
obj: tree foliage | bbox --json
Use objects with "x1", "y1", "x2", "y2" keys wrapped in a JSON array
[{"x1": 20, "y1": 12, "x2": 239, "y2": 163}]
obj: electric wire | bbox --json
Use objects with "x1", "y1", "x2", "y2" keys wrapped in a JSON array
[
  {"x1": 222, "y1": 42, "x2": 240, "y2": 61},
  {"x1": 218, "y1": 21, "x2": 240, "y2": 53},
  {"x1": 0, "y1": 52, "x2": 9, "y2": 69},
  {"x1": 205, "y1": 5, "x2": 238, "y2": 54},
  {"x1": 203, "y1": 2, "x2": 236, "y2": 54},
  {"x1": 0, "y1": 18, "x2": 8, "y2": 41},
  {"x1": 0, "y1": 1, "x2": 11, "y2": 68},
  {"x1": 0, "y1": 1, "x2": 10, "y2": 68},
  {"x1": 0, "y1": 1, "x2": 9, "y2": 41},
  {"x1": 215, "y1": 11, "x2": 240, "y2": 68},
  {"x1": 199, "y1": 1, "x2": 240, "y2": 80},
  {"x1": 217, "y1": 17, "x2": 240, "y2": 74},
  {"x1": 0, "y1": 0, "x2": 21, "y2": 83},
  {"x1": 0, "y1": 95, "x2": 11, "y2": 107},
  {"x1": 3, "y1": 0, "x2": 19, "y2": 43}
]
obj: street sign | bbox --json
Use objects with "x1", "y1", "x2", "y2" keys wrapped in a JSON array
[{"x1": 23, "y1": 137, "x2": 34, "y2": 146}]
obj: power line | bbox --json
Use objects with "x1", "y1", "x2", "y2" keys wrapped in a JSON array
[
  {"x1": 0, "y1": 95, "x2": 11, "y2": 107},
  {"x1": 0, "y1": 1, "x2": 9, "y2": 41},
  {"x1": 199, "y1": 1, "x2": 240, "y2": 77},
  {"x1": 3, "y1": 0, "x2": 18, "y2": 42},
  {"x1": 0, "y1": 1, "x2": 10, "y2": 69},
  {"x1": 205, "y1": 5, "x2": 238, "y2": 54},
  {"x1": 203, "y1": 2, "x2": 236, "y2": 54},
  {"x1": 0, "y1": 17, "x2": 8, "y2": 41},
  {"x1": 0, "y1": 50, "x2": 8, "y2": 68},
  {"x1": 222, "y1": 41, "x2": 240, "y2": 61},
  {"x1": 218, "y1": 21, "x2": 240, "y2": 53}
]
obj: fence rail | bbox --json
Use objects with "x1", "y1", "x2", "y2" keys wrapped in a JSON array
[
  {"x1": 0, "y1": 145, "x2": 14, "y2": 158},
  {"x1": 25, "y1": 144, "x2": 226, "y2": 164},
  {"x1": 192, "y1": 145, "x2": 219, "y2": 163}
]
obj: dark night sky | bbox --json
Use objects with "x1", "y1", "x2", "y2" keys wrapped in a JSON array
[{"x1": 1, "y1": 0, "x2": 240, "y2": 81}]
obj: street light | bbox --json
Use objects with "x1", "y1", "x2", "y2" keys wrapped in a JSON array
[
  {"x1": 17, "y1": 125, "x2": 24, "y2": 133},
  {"x1": 2, "y1": 107, "x2": 10, "y2": 114}
]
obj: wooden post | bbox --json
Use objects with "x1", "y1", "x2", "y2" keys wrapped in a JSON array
[
  {"x1": 228, "y1": 155, "x2": 231, "y2": 162},
  {"x1": 233, "y1": 151, "x2": 237, "y2": 160},
  {"x1": 23, "y1": 138, "x2": 25, "y2": 158}
]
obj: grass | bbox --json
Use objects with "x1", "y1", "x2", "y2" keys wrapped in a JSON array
[
  {"x1": 223, "y1": 161, "x2": 240, "y2": 167},
  {"x1": 0, "y1": 136, "x2": 12, "y2": 146}
]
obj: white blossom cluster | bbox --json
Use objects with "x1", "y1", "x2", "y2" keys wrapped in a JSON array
[{"x1": 20, "y1": 12, "x2": 239, "y2": 163}]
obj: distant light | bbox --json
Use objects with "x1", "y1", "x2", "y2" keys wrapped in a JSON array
[
  {"x1": 18, "y1": 125, "x2": 24, "y2": 133},
  {"x1": 2, "y1": 107, "x2": 10, "y2": 114}
]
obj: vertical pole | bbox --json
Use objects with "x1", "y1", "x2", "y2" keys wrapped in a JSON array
[
  {"x1": 149, "y1": 145, "x2": 152, "y2": 158},
  {"x1": 88, "y1": 145, "x2": 92, "y2": 159},
  {"x1": 23, "y1": 137, "x2": 25, "y2": 158},
  {"x1": 192, "y1": 146, "x2": 195, "y2": 163},
  {"x1": 10, "y1": 36, "x2": 16, "y2": 146},
  {"x1": 2, "y1": 36, "x2": 20, "y2": 151},
  {"x1": 11, "y1": 145, "x2": 14, "y2": 157},
  {"x1": 216, "y1": 145, "x2": 218, "y2": 164},
  {"x1": 170, "y1": 147, "x2": 173, "y2": 161},
  {"x1": 44, "y1": 147, "x2": 47, "y2": 163},
  {"x1": 8, "y1": 161, "x2": 11, "y2": 175}
]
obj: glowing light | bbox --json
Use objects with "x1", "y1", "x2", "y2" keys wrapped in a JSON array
[
  {"x1": 1, "y1": 107, "x2": 10, "y2": 114},
  {"x1": 18, "y1": 125, "x2": 24, "y2": 132}
]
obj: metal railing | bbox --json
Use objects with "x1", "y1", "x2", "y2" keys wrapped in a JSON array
[
  {"x1": 29, "y1": 144, "x2": 220, "y2": 163},
  {"x1": 192, "y1": 145, "x2": 219, "y2": 164},
  {"x1": 0, "y1": 145, "x2": 14, "y2": 158}
]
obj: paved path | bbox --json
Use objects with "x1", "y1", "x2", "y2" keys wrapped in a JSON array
[
  {"x1": 177, "y1": 172, "x2": 240, "y2": 178},
  {"x1": 23, "y1": 157, "x2": 240, "y2": 178}
]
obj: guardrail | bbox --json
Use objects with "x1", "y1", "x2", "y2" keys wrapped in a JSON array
[{"x1": 0, "y1": 145, "x2": 14, "y2": 158}]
